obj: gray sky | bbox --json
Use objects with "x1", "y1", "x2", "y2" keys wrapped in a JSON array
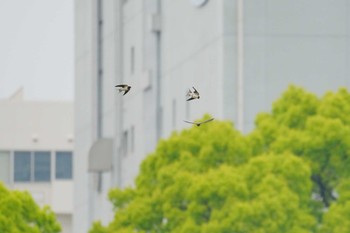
[{"x1": 0, "y1": 0, "x2": 73, "y2": 101}]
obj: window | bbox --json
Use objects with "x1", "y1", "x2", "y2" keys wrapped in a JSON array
[
  {"x1": 131, "y1": 47, "x2": 135, "y2": 74},
  {"x1": 14, "y1": 151, "x2": 31, "y2": 182},
  {"x1": 55, "y1": 151, "x2": 73, "y2": 179},
  {"x1": 0, "y1": 151, "x2": 10, "y2": 183},
  {"x1": 14, "y1": 151, "x2": 51, "y2": 182},
  {"x1": 34, "y1": 151, "x2": 51, "y2": 182},
  {"x1": 123, "y1": 130, "x2": 128, "y2": 156}
]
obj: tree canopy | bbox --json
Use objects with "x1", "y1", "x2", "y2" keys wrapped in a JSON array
[
  {"x1": 90, "y1": 85, "x2": 350, "y2": 233},
  {"x1": 0, "y1": 182, "x2": 61, "y2": 233}
]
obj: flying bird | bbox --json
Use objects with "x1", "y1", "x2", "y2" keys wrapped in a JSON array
[
  {"x1": 186, "y1": 86, "x2": 200, "y2": 101},
  {"x1": 115, "y1": 84, "x2": 131, "y2": 96},
  {"x1": 183, "y1": 118, "x2": 214, "y2": 126}
]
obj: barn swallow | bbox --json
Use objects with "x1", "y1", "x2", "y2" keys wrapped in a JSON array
[
  {"x1": 115, "y1": 84, "x2": 131, "y2": 96},
  {"x1": 183, "y1": 118, "x2": 214, "y2": 126},
  {"x1": 186, "y1": 86, "x2": 200, "y2": 101}
]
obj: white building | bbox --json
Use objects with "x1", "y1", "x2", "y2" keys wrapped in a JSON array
[
  {"x1": 0, "y1": 88, "x2": 74, "y2": 233},
  {"x1": 74, "y1": 0, "x2": 350, "y2": 232}
]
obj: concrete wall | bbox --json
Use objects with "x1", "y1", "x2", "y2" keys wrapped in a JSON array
[
  {"x1": 74, "y1": 0, "x2": 117, "y2": 232},
  {"x1": 0, "y1": 94, "x2": 73, "y2": 233},
  {"x1": 74, "y1": 0, "x2": 99, "y2": 232},
  {"x1": 57, "y1": 214, "x2": 73, "y2": 233},
  {"x1": 120, "y1": 0, "x2": 148, "y2": 187},
  {"x1": 0, "y1": 100, "x2": 73, "y2": 150},
  {"x1": 243, "y1": 0, "x2": 350, "y2": 131}
]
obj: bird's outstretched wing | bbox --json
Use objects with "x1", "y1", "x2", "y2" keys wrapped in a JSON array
[
  {"x1": 123, "y1": 88, "x2": 131, "y2": 96},
  {"x1": 192, "y1": 86, "x2": 199, "y2": 94},
  {"x1": 199, "y1": 118, "x2": 214, "y2": 124},
  {"x1": 183, "y1": 118, "x2": 214, "y2": 126},
  {"x1": 186, "y1": 97, "x2": 195, "y2": 101},
  {"x1": 183, "y1": 120, "x2": 196, "y2": 125},
  {"x1": 115, "y1": 84, "x2": 127, "y2": 88}
]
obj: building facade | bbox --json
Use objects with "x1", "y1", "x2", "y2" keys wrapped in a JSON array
[
  {"x1": 75, "y1": 0, "x2": 350, "y2": 232},
  {"x1": 0, "y1": 88, "x2": 74, "y2": 233}
]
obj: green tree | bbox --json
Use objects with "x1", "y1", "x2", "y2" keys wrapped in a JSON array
[
  {"x1": 0, "y1": 182, "x2": 61, "y2": 233},
  {"x1": 90, "y1": 85, "x2": 350, "y2": 232},
  {"x1": 250, "y1": 86, "x2": 350, "y2": 209},
  {"x1": 90, "y1": 116, "x2": 316, "y2": 233},
  {"x1": 318, "y1": 179, "x2": 350, "y2": 233}
]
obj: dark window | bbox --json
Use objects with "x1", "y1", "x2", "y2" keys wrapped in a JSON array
[
  {"x1": 56, "y1": 151, "x2": 73, "y2": 179},
  {"x1": 123, "y1": 131, "x2": 128, "y2": 156},
  {"x1": 14, "y1": 151, "x2": 31, "y2": 182},
  {"x1": 34, "y1": 151, "x2": 51, "y2": 182}
]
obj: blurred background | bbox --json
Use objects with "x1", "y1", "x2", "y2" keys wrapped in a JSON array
[{"x1": 1, "y1": 0, "x2": 350, "y2": 233}]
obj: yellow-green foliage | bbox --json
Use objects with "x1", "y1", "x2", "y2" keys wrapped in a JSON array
[
  {"x1": 90, "y1": 86, "x2": 350, "y2": 233},
  {"x1": 0, "y1": 183, "x2": 61, "y2": 233}
]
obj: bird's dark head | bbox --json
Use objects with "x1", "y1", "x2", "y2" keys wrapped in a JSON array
[{"x1": 198, "y1": 96, "x2": 200, "y2": 99}]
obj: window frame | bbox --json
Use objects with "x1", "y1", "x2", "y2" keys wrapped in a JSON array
[
  {"x1": 33, "y1": 151, "x2": 51, "y2": 182},
  {"x1": 10, "y1": 150, "x2": 73, "y2": 183},
  {"x1": 13, "y1": 151, "x2": 52, "y2": 183},
  {"x1": 14, "y1": 151, "x2": 32, "y2": 182},
  {"x1": 55, "y1": 151, "x2": 73, "y2": 180}
]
